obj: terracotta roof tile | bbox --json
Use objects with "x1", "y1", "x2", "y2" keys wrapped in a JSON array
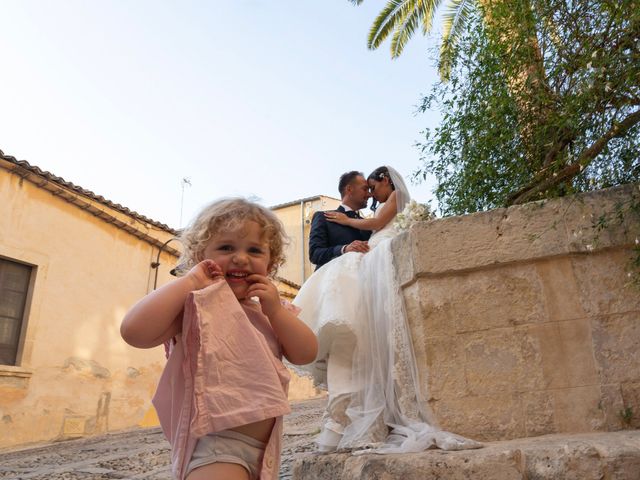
[{"x1": 0, "y1": 149, "x2": 177, "y2": 234}]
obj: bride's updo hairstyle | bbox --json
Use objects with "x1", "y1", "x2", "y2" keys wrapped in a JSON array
[{"x1": 367, "y1": 166, "x2": 395, "y2": 211}]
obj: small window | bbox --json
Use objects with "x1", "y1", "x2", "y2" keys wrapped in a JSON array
[{"x1": 0, "y1": 258, "x2": 32, "y2": 366}]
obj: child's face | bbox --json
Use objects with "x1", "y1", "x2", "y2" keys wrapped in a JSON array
[{"x1": 202, "y1": 220, "x2": 271, "y2": 300}]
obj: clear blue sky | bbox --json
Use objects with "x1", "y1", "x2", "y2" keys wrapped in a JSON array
[{"x1": 1, "y1": 0, "x2": 442, "y2": 229}]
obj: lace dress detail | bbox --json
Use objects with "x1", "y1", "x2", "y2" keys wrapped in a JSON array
[{"x1": 293, "y1": 208, "x2": 392, "y2": 388}]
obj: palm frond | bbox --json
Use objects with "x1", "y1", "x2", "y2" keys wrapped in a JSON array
[
  {"x1": 390, "y1": 7, "x2": 424, "y2": 57},
  {"x1": 439, "y1": 0, "x2": 475, "y2": 79},
  {"x1": 368, "y1": 0, "x2": 416, "y2": 50},
  {"x1": 441, "y1": 0, "x2": 473, "y2": 45},
  {"x1": 419, "y1": 0, "x2": 443, "y2": 35}
]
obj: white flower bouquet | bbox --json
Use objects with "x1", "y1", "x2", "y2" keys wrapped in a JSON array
[{"x1": 394, "y1": 200, "x2": 436, "y2": 231}]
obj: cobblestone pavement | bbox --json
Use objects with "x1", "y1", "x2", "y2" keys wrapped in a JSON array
[{"x1": 0, "y1": 397, "x2": 326, "y2": 480}]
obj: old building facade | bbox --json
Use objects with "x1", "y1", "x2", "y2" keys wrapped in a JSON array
[{"x1": 0, "y1": 150, "x2": 323, "y2": 449}]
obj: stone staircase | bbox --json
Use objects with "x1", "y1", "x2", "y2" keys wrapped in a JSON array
[{"x1": 293, "y1": 430, "x2": 640, "y2": 479}]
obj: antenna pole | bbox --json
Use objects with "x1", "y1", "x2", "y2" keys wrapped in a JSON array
[{"x1": 179, "y1": 177, "x2": 192, "y2": 227}]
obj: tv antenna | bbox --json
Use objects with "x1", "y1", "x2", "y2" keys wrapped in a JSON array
[{"x1": 179, "y1": 177, "x2": 192, "y2": 228}]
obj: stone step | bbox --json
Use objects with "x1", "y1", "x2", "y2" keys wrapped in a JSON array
[{"x1": 292, "y1": 430, "x2": 640, "y2": 479}]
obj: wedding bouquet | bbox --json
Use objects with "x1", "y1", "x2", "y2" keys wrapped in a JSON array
[{"x1": 394, "y1": 200, "x2": 436, "y2": 231}]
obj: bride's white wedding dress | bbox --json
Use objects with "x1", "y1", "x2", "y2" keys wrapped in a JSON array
[{"x1": 294, "y1": 167, "x2": 481, "y2": 454}]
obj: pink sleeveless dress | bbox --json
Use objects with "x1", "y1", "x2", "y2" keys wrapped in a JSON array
[{"x1": 152, "y1": 280, "x2": 295, "y2": 479}]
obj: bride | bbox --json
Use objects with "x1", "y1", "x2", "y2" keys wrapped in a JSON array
[{"x1": 294, "y1": 166, "x2": 480, "y2": 454}]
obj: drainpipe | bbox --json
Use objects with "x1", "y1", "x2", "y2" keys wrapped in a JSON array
[{"x1": 300, "y1": 201, "x2": 305, "y2": 284}]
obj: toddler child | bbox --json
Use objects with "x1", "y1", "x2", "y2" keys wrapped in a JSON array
[{"x1": 121, "y1": 198, "x2": 318, "y2": 480}]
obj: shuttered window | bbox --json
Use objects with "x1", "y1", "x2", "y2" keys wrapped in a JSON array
[{"x1": 0, "y1": 259, "x2": 32, "y2": 366}]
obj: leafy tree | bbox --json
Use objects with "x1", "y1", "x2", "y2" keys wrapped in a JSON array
[
  {"x1": 352, "y1": 0, "x2": 564, "y2": 171},
  {"x1": 351, "y1": 0, "x2": 640, "y2": 213},
  {"x1": 414, "y1": 0, "x2": 640, "y2": 215}
]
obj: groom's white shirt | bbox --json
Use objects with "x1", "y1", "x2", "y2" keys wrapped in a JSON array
[
  {"x1": 340, "y1": 203, "x2": 354, "y2": 212},
  {"x1": 339, "y1": 204, "x2": 362, "y2": 254}
]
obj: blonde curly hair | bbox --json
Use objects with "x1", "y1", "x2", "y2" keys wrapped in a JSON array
[{"x1": 177, "y1": 198, "x2": 288, "y2": 276}]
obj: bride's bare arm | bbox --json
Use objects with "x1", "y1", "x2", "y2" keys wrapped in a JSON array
[{"x1": 325, "y1": 191, "x2": 397, "y2": 231}]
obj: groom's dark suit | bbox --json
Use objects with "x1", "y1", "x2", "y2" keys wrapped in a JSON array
[{"x1": 309, "y1": 205, "x2": 371, "y2": 269}]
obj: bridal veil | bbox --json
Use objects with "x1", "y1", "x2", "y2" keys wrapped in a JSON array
[{"x1": 340, "y1": 166, "x2": 480, "y2": 453}]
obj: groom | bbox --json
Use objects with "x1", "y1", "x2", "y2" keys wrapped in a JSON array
[{"x1": 309, "y1": 170, "x2": 372, "y2": 269}]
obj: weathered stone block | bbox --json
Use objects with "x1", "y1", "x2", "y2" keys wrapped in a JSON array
[
  {"x1": 560, "y1": 184, "x2": 640, "y2": 253},
  {"x1": 536, "y1": 257, "x2": 586, "y2": 322},
  {"x1": 429, "y1": 393, "x2": 525, "y2": 441},
  {"x1": 401, "y1": 281, "x2": 451, "y2": 341},
  {"x1": 599, "y1": 384, "x2": 627, "y2": 430},
  {"x1": 403, "y1": 266, "x2": 547, "y2": 339},
  {"x1": 406, "y1": 202, "x2": 572, "y2": 276},
  {"x1": 531, "y1": 319, "x2": 598, "y2": 390},
  {"x1": 394, "y1": 185, "x2": 638, "y2": 283},
  {"x1": 521, "y1": 390, "x2": 556, "y2": 437},
  {"x1": 293, "y1": 448, "x2": 525, "y2": 480},
  {"x1": 573, "y1": 250, "x2": 640, "y2": 317},
  {"x1": 591, "y1": 312, "x2": 640, "y2": 384},
  {"x1": 551, "y1": 385, "x2": 606, "y2": 432},
  {"x1": 422, "y1": 336, "x2": 467, "y2": 400},
  {"x1": 620, "y1": 382, "x2": 640, "y2": 429},
  {"x1": 463, "y1": 329, "x2": 544, "y2": 396}
]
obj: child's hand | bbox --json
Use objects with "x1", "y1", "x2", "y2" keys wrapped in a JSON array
[
  {"x1": 246, "y1": 274, "x2": 282, "y2": 318},
  {"x1": 186, "y1": 259, "x2": 223, "y2": 291}
]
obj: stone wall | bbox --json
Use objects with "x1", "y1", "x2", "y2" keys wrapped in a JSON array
[{"x1": 392, "y1": 184, "x2": 640, "y2": 442}]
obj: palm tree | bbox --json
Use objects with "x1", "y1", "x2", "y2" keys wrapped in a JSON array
[
  {"x1": 352, "y1": 0, "x2": 556, "y2": 175},
  {"x1": 349, "y1": 0, "x2": 475, "y2": 79}
]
